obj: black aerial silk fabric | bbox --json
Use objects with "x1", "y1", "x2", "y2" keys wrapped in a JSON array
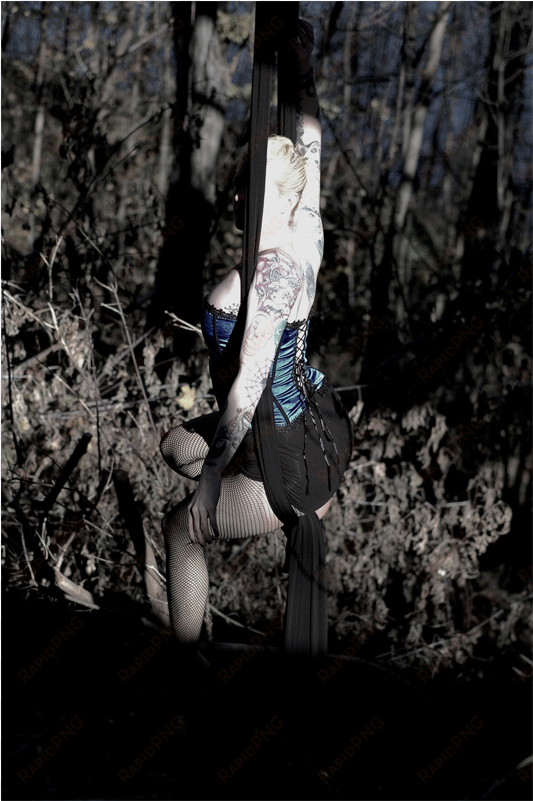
[{"x1": 210, "y1": 2, "x2": 328, "y2": 661}]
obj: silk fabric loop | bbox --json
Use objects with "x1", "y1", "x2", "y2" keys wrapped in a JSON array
[
  {"x1": 252, "y1": 332, "x2": 328, "y2": 660},
  {"x1": 210, "y1": 1, "x2": 328, "y2": 660}
]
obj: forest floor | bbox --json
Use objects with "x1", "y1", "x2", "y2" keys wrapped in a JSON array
[{"x1": 3, "y1": 590, "x2": 532, "y2": 801}]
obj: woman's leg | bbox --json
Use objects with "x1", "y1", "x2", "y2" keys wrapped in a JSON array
[
  {"x1": 160, "y1": 414, "x2": 332, "y2": 646},
  {"x1": 160, "y1": 411, "x2": 221, "y2": 480},
  {"x1": 161, "y1": 413, "x2": 332, "y2": 517},
  {"x1": 162, "y1": 472, "x2": 285, "y2": 645}
]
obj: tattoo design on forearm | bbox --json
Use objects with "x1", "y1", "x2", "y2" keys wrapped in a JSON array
[
  {"x1": 205, "y1": 404, "x2": 255, "y2": 468},
  {"x1": 207, "y1": 252, "x2": 303, "y2": 471}
]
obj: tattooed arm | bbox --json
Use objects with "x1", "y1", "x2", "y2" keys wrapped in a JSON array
[
  {"x1": 205, "y1": 249, "x2": 303, "y2": 475},
  {"x1": 187, "y1": 250, "x2": 303, "y2": 545},
  {"x1": 290, "y1": 20, "x2": 324, "y2": 267},
  {"x1": 291, "y1": 20, "x2": 321, "y2": 212}
]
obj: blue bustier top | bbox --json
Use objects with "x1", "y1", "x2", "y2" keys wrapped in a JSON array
[{"x1": 201, "y1": 297, "x2": 325, "y2": 427}]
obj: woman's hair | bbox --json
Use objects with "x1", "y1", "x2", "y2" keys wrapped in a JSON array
[{"x1": 267, "y1": 135, "x2": 307, "y2": 225}]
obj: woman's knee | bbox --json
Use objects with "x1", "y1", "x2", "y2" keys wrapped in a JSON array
[
  {"x1": 159, "y1": 425, "x2": 182, "y2": 459},
  {"x1": 162, "y1": 495, "x2": 193, "y2": 538},
  {"x1": 160, "y1": 425, "x2": 203, "y2": 478}
]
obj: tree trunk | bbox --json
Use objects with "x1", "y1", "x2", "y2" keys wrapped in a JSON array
[
  {"x1": 115, "y1": 3, "x2": 148, "y2": 262},
  {"x1": 97, "y1": 2, "x2": 137, "y2": 121},
  {"x1": 149, "y1": 1, "x2": 228, "y2": 362},
  {"x1": 363, "y1": 2, "x2": 451, "y2": 385},
  {"x1": 157, "y1": 3, "x2": 174, "y2": 197},
  {"x1": 1, "y1": 3, "x2": 11, "y2": 54},
  {"x1": 341, "y1": 3, "x2": 359, "y2": 311},
  {"x1": 395, "y1": 1, "x2": 452, "y2": 230},
  {"x1": 88, "y1": 2, "x2": 101, "y2": 77},
  {"x1": 28, "y1": 2, "x2": 49, "y2": 250},
  {"x1": 459, "y1": 0, "x2": 529, "y2": 284}
]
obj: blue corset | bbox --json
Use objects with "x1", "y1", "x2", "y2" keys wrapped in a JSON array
[{"x1": 201, "y1": 297, "x2": 325, "y2": 427}]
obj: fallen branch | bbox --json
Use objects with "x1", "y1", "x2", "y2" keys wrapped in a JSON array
[
  {"x1": 208, "y1": 604, "x2": 266, "y2": 636},
  {"x1": 50, "y1": 568, "x2": 167, "y2": 634},
  {"x1": 112, "y1": 468, "x2": 168, "y2": 626},
  {"x1": 38, "y1": 433, "x2": 92, "y2": 517}
]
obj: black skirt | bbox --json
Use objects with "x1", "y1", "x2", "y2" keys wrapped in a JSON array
[{"x1": 226, "y1": 378, "x2": 354, "y2": 512}]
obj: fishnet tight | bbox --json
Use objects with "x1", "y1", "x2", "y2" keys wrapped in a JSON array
[{"x1": 160, "y1": 412, "x2": 285, "y2": 645}]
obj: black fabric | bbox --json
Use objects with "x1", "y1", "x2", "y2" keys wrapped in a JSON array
[
  {"x1": 234, "y1": 380, "x2": 353, "y2": 510},
  {"x1": 209, "y1": 5, "x2": 275, "y2": 406},
  {"x1": 277, "y1": 4, "x2": 299, "y2": 143},
  {"x1": 210, "y1": 2, "x2": 336, "y2": 660}
]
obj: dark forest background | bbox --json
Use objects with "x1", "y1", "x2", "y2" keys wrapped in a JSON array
[{"x1": 2, "y1": 2, "x2": 532, "y2": 799}]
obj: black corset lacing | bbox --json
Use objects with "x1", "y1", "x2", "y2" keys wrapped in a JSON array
[
  {"x1": 204, "y1": 295, "x2": 340, "y2": 499},
  {"x1": 291, "y1": 316, "x2": 340, "y2": 498}
]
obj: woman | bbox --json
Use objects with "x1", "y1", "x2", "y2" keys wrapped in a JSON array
[{"x1": 160, "y1": 20, "x2": 353, "y2": 672}]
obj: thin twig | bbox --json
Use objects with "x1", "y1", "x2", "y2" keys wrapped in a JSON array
[
  {"x1": 83, "y1": 519, "x2": 116, "y2": 539},
  {"x1": 38, "y1": 234, "x2": 63, "y2": 302},
  {"x1": 480, "y1": 754, "x2": 533, "y2": 799},
  {"x1": 39, "y1": 432, "x2": 92, "y2": 517},
  {"x1": 3, "y1": 290, "x2": 55, "y2": 332},
  {"x1": 97, "y1": 276, "x2": 158, "y2": 439},
  {"x1": 20, "y1": 528, "x2": 38, "y2": 587},
  {"x1": 145, "y1": 561, "x2": 167, "y2": 584},
  {"x1": 55, "y1": 531, "x2": 77, "y2": 572},
  {"x1": 208, "y1": 604, "x2": 266, "y2": 636},
  {"x1": 164, "y1": 311, "x2": 203, "y2": 336},
  {"x1": 73, "y1": 286, "x2": 102, "y2": 478}
]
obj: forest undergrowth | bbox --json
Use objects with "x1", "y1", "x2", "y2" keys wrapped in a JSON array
[
  {"x1": 2, "y1": 0, "x2": 531, "y2": 696},
  {"x1": 3, "y1": 274, "x2": 531, "y2": 688}
]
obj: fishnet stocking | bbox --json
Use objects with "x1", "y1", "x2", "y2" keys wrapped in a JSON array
[
  {"x1": 160, "y1": 411, "x2": 222, "y2": 480},
  {"x1": 161, "y1": 414, "x2": 285, "y2": 645}
]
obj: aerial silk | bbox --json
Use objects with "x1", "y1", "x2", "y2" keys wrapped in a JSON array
[{"x1": 210, "y1": 2, "x2": 328, "y2": 661}]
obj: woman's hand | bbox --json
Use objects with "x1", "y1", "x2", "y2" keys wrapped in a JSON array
[
  {"x1": 288, "y1": 19, "x2": 315, "y2": 72},
  {"x1": 188, "y1": 466, "x2": 222, "y2": 547}
]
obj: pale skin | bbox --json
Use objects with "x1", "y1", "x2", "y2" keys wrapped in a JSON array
[{"x1": 188, "y1": 19, "x2": 330, "y2": 546}]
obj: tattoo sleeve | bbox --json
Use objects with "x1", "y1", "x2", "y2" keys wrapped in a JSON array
[
  {"x1": 295, "y1": 67, "x2": 321, "y2": 171},
  {"x1": 294, "y1": 66, "x2": 323, "y2": 258},
  {"x1": 204, "y1": 250, "x2": 303, "y2": 476}
]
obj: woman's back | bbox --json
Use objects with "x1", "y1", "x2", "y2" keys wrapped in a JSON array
[
  {"x1": 206, "y1": 210, "x2": 322, "y2": 325},
  {"x1": 202, "y1": 283, "x2": 325, "y2": 428}
]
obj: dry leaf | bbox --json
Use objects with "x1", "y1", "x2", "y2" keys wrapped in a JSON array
[{"x1": 177, "y1": 384, "x2": 195, "y2": 411}]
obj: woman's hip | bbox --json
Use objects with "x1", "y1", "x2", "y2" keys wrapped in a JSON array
[{"x1": 229, "y1": 379, "x2": 353, "y2": 510}]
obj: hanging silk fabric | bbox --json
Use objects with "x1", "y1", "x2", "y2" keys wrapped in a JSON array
[{"x1": 210, "y1": 2, "x2": 328, "y2": 661}]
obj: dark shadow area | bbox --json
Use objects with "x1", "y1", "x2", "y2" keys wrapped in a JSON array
[{"x1": 3, "y1": 591, "x2": 531, "y2": 800}]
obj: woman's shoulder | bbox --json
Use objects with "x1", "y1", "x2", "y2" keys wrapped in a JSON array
[
  {"x1": 205, "y1": 265, "x2": 241, "y2": 313},
  {"x1": 257, "y1": 245, "x2": 301, "y2": 269}
]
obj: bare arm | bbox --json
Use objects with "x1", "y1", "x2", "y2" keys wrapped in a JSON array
[
  {"x1": 295, "y1": 63, "x2": 321, "y2": 215},
  {"x1": 188, "y1": 254, "x2": 303, "y2": 546},
  {"x1": 203, "y1": 250, "x2": 303, "y2": 478},
  {"x1": 291, "y1": 20, "x2": 324, "y2": 272}
]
